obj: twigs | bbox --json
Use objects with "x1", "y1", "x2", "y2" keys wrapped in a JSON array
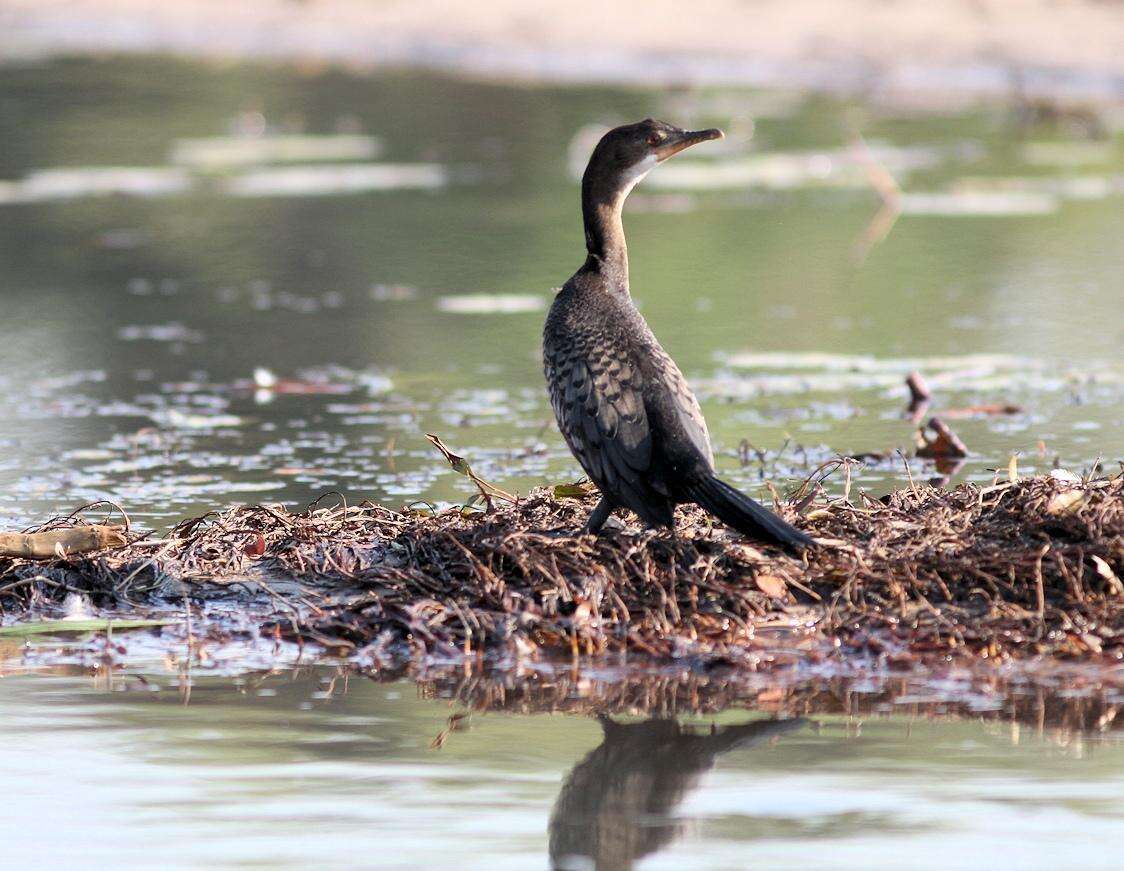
[
  {"x1": 916, "y1": 417, "x2": 969, "y2": 460},
  {"x1": 905, "y1": 371, "x2": 931, "y2": 423},
  {"x1": 0, "y1": 475, "x2": 1119, "y2": 666},
  {"x1": 425, "y1": 433, "x2": 518, "y2": 508}
]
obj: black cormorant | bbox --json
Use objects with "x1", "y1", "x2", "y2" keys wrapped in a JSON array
[
  {"x1": 549, "y1": 715, "x2": 806, "y2": 869},
  {"x1": 543, "y1": 118, "x2": 814, "y2": 550}
]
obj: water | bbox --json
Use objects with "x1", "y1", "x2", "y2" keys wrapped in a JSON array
[
  {"x1": 1, "y1": 56, "x2": 1123, "y2": 866},
  {"x1": 1, "y1": 57, "x2": 1121, "y2": 530},
  {"x1": 0, "y1": 663, "x2": 1121, "y2": 869}
]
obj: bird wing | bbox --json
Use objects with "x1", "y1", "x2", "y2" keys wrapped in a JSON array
[
  {"x1": 547, "y1": 341, "x2": 655, "y2": 499},
  {"x1": 644, "y1": 343, "x2": 714, "y2": 470}
]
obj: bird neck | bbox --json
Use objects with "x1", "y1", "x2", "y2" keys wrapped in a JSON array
[{"x1": 581, "y1": 172, "x2": 630, "y2": 290}]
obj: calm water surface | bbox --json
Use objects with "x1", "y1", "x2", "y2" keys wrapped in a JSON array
[
  {"x1": 0, "y1": 663, "x2": 1121, "y2": 869},
  {"x1": 0, "y1": 57, "x2": 1121, "y2": 529},
  {"x1": 1, "y1": 57, "x2": 1123, "y2": 867}
]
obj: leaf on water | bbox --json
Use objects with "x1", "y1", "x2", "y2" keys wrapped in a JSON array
[
  {"x1": 1007, "y1": 455, "x2": 1019, "y2": 484},
  {"x1": 0, "y1": 167, "x2": 191, "y2": 205},
  {"x1": 224, "y1": 163, "x2": 447, "y2": 197},
  {"x1": 0, "y1": 618, "x2": 180, "y2": 638},
  {"x1": 898, "y1": 191, "x2": 1058, "y2": 216},
  {"x1": 942, "y1": 404, "x2": 1023, "y2": 418},
  {"x1": 435, "y1": 294, "x2": 544, "y2": 314},
  {"x1": 170, "y1": 134, "x2": 381, "y2": 169},
  {"x1": 158, "y1": 409, "x2": 245, "y2": 429}
]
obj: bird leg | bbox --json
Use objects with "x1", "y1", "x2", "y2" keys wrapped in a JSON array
[{"x1": 584, "y1": 497, "x2": 614, "y2": 534}]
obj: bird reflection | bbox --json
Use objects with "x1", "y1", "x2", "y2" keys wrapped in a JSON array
[{"x1": 549, "y1": 715, "x2": 805, "y2": 870}]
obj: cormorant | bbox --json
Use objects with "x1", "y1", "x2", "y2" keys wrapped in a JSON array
[
  {"x1": 543, "y1": 119, "x2": 814, "y2": 550},
  {"x1": 549, "y1": 715, "x2": 806, "y2": 869}
]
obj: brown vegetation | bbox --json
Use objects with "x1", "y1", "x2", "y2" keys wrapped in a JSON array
[{"x1": 1, "y1": 472, "x2": 1120, "y2": 667}]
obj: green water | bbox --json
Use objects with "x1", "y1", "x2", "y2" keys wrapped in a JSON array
[
  {"x1": 0, "y1": 57, "x2": 1121, "y2": 528},
  {"x1": 1, "y1": 57, "x2": 1123, "y2": 867},
  {"x1": 0, "y1": 664, "x2": 1121, "y2": 869}
]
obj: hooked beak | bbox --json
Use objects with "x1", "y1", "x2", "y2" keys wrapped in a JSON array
[{"x1": 655, "y1": 127, "x2": 724, "y2": 161}]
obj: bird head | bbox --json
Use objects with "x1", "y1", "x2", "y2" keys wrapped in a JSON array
[{"x1": 584, "y1": 118, "x2": 724, "y2": 198}]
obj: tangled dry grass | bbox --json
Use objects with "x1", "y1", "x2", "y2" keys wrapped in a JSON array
[{"x1": 1, "y1": 473, "x2": 1120, "y2": 666}]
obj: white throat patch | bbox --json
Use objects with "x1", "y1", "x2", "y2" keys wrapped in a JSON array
[{"x1": 620, "y1": 153, "x2": 659, "y2": 197}]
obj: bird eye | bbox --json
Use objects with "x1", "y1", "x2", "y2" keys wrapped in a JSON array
[{"x1": 646, "y1": 131, "x2": 665, "y2": 146}]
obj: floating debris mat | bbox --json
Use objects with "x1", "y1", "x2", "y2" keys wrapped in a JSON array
[{"x1": 1, "y1": 474, "x2": 1120, "y2": 665}]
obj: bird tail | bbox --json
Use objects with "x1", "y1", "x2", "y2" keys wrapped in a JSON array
[
  {"x1": 704, "y1": 717, "x2": 808, "y2": 755},
  {"x1": 684, "y1": 474, "x2": 813, "y2": 551}
]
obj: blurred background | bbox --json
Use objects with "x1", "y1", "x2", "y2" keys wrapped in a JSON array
[{"x1": 1, "y1": 0, "x2": 1122, "y2": 528}]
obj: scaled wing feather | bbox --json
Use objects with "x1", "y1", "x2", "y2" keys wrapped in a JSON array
[{"x1": 549, "y1": 343, "x2": 652, "y2": 497}]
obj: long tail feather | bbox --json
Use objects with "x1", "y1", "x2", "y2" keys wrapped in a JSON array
[{"x1": 684, "y1": 475, "x2": 813, "y2": 551}]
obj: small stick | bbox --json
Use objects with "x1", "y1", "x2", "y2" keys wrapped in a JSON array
[
  {"x1": 928, "y1": 418, "x2": 968, "y2": 457},
  {"x1": 898, "y1": 450, "x2": 920, "y2": 499},
  {"x1": 426, "y1": 433, "x2": 518, "y2": 508},
  {"x1": 905, "y1": 371, "x2": 930, "y2": 404},
  {"x1": 0, "y1": 526, "x2": 127, "y2": 560},
  {"x1": 905, "y1": 371, "x2": 931, "y2": 423},
  {"x1": 1034, "y1": 544, "x2": 1050, "y2": 631},
  {"x1": 915, "y1": 417, "x2": 969, "y2": 459},
  {"x1": 850, "y1": 130, "x2": 902, "y2": 264}
]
